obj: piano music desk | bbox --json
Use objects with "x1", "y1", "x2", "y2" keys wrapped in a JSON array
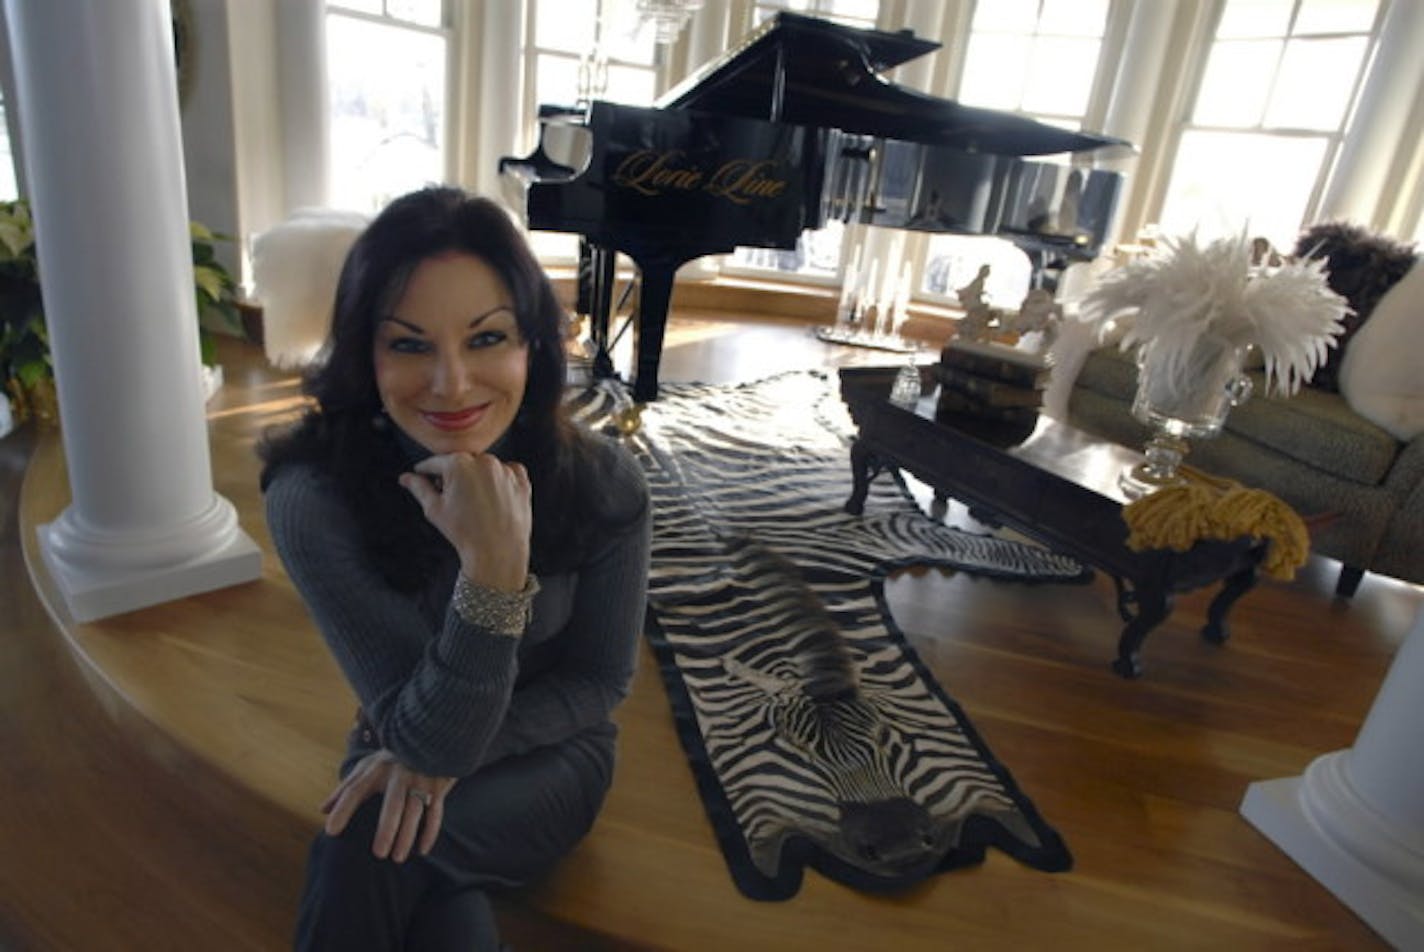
[{"x1": 839, "y1": 367, "x2": 1267, "y2": 678}]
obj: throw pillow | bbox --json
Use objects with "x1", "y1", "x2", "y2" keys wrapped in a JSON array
[
  {"x1": 1293, "y1": 222, "x2": 1417, "y2": 392},
  {"x1": 1338, "y1": 258, "x2": 1424, "y2": 441}
]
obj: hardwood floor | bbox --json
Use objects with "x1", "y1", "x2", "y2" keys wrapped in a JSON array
[{"x1": 1, "y1": 311, "x2": 1417, "y2": 950}]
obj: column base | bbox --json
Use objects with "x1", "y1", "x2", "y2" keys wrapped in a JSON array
[
  {"x1": 1241, "y1": 754, "x2": 1424, "y2": 949},
  {"x1": 38, "y1": 516, "x2": 262, "y2": 623}
]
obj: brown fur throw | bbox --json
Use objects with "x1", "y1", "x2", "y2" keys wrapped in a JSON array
[{"x1": 1293, "y1": 222, "x2": 1418, "y2": 391}]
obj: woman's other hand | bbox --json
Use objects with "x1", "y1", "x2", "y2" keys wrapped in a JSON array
[
  {"x1": 399, "y1": 452, "x2": 531, "y2": 591},
  {"x1": 321, "y1": 749, "x2": 457, "y2": 862}
]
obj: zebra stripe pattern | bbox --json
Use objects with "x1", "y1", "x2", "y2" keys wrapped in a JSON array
[{"x1": 569, "y1": 371, "x2": 1077, "y2": 898}]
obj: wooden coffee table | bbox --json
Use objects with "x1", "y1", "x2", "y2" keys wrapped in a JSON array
[{"x1": 839, "y1": 366, "x2": 1266, "y2": 678}]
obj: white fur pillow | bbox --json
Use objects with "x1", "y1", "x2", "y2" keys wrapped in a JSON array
[
  {"x1": 1338, "y1": 257, "x2": 1424, "y2": 441},
  {"x1": 251, "y1": 208, "x2": 369, "y2": 368}
]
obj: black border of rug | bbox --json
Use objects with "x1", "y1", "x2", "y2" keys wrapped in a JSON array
[{"x1": 643, "y1": 553, "x2": 1075, "y2": 901}]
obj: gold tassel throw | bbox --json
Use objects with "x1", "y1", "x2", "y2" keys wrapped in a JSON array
[{"x1": 1122, "y1": 479, "x2": 1310, "y2": 580}]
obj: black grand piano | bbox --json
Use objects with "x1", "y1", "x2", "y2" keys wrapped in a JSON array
[{"x1": 501, "y1": 12, "x2": 1130, "y2": 401}]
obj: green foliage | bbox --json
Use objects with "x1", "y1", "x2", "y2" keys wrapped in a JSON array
[{"x1": 0, "y1": 199, "x2": 240, "y2": 398}]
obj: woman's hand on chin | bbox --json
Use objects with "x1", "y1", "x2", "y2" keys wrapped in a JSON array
[
  {"x1": 321, "y1": 749, "x2": 458, "y2": 862},
  {"x1": 399, "y1": 452, "x2": 532, "y2": 591}
]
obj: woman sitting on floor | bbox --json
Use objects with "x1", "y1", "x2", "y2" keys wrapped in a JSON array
[{"x1": 259, "y1": 186, "x2": 650, "y2": 951}]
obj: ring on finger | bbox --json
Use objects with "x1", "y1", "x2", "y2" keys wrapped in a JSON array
[{"x1": 408, "y1": 789, "x2": 432, "y2": 807}]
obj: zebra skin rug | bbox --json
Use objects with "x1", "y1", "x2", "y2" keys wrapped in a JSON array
[{"x1": 568, "y1": 370, "x2": 1085, "y2": 901}]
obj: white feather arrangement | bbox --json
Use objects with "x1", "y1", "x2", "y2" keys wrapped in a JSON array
[{"x1": 1078, "y1": 232, "x2": 1350, "y2": 397}]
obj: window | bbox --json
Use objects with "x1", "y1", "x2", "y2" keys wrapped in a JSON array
[
  {"x1": 1157, "y1": 0, "x2": 1382, "y2": 248},
  {"x1": 957, "y1": 0, "x2": 1109, "y2": 128},
  {"x1": 922, "y1": 0, "x2": 1112, "y2": 308},
  {"x1": 326, "y1": 0, "x2": 450, "y2": 214}
]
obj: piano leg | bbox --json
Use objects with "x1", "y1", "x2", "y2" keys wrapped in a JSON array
[
  {"x1": 631, "y1": 261, "x2": 677, "y2": 403},
  {"x1": 587, "y1": 244, "x2": 617, "y2": 380}
]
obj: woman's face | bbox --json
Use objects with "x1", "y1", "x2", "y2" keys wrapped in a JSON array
[{"x1": 373, "y1": 251, "x2": 529, "y2": 456}]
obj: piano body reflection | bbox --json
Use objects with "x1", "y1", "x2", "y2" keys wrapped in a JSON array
[{"x1": 501, "y1": 12, "x2": 1130, "y2": 401}]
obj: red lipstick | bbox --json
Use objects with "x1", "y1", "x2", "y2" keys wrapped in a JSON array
[{"x1": 422, "y1": 405, "x2": 486, "y2": 431}]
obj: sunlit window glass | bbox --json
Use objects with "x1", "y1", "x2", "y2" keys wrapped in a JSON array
[
  {"x1": 1021, "y1": 35, "x2": 1099, "y2": 116},
  {"x1": 959, "y1": 35, "x2": 1029, "y2": 111},
  {"x1": 1192, "y1": 40, "x2": 1279, "y2": 127},
  {"x1": 958, "y1": 0, "x2": 1107, "y2": 125},
  {"x1": 1216, "y1": 0, "x2": 1292, "y2": 38},
  {"x1": 329, "y1": 0, "x2": 381, "y2": 16},
  {"x1": 385, "y1": 0, "x2": 442, "y2": 28},
  {"x1": 753, "y1": 0, "x2": 877, "y2": 29},
  {"x1": 1159, "y1": 131, "x2": 1327, "y2": 246},
  {"x1": 1159, "y1": 0, "x2": 1379, "y2": 244},
  {"x1": 1294, "y1": 0, "x2": 1378, "y2": 32},
  {"x1": 1265, "y1": 37, "x2": 1367, "y2": 130},
  {"x1": 326, "y1": 5, "x2": 448, "y2": 214},
  {"x1": 0, "y1": 95, "x2": 17, "y2": 201}
]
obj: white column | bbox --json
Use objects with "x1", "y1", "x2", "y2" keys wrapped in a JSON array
[
  {"x1": 682, "y1": 2, "x2": 730, "y2": 86},
  {"x1": 886, "y1": 1, "x2": 947, "y2": 94},
  {"x1": 5, "y1": 0, "x2": 261, "y2": 623},
  {"x1": 1099, "y1": 1, "x2": 1177, "y2": 150},
  {"x1": 1315, "y1": 0, "x2": 1424, "y2": 226},
  {"x1": 1241, "y1": 607, "x2": 1424, "y2": 948},
  {"x1": 471, "y1": 0, "x2": 524, "y2": 201},
  {"x1": 275, "y1": 0, "x2": 330, "y2": 213},
  {"x1": 1097, "y1": 0, "x2": 1182, "y2": 245}
]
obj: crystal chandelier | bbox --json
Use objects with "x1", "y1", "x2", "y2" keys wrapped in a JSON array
[{"x1": 636, "y1": 0, "x2": 704, "y2": 45}]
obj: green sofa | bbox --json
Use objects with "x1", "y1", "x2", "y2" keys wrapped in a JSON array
[{"x1": 1065, "y1": 346, "x2": 1424, "y2": 596}]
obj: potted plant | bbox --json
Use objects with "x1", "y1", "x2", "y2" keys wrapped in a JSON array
[{"x1": 0, "y1": 198, "x2": 241, "y2": 431}]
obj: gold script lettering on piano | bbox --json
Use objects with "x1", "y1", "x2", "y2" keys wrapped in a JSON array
[
  {"x1": 612, "y1": 150, "x2": 705, "y2": 196},
  {"x1": 611, "y1": 150, "x2": 789, "y2": 205},
  {"x1": 704, "y1": 159, "x2": 788, "y2": 204}
]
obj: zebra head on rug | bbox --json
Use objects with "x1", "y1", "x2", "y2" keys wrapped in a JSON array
[{"x1": 716, "y1": 536, "x2": 1044, "y2": 883}]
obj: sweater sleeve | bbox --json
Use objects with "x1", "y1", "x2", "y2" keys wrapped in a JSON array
[
  {"x1": 482, "y1": 442, "x2": 651, "y2": 763},
  {"x1": 264, "y1": 463, "x2": 518, "y2": 777}
]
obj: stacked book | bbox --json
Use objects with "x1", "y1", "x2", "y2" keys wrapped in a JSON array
[{"x1": 933, "y1": 339, "x2": 1052, "y2": 447}]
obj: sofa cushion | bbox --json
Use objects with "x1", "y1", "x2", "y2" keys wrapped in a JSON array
[
  {"x1": 1338, "y1": 258, "x2": 1424, "y2": 440},
  {"x1": 1075, "y1": 347, "x2": 1400, "y2": 486}
]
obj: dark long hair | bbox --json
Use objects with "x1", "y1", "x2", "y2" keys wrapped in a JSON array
[{"x1": 260, "y1": 187, "x2": 619, "y2": 588}]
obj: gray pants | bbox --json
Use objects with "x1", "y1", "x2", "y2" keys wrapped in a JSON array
[{"x1": 295, "y1": 723, "x2": 615, "y2": 951}]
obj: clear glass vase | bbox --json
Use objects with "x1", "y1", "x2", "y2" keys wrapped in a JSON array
[{"x1": 1120, "y1": 334, "x2": 1253, "y2": 498}]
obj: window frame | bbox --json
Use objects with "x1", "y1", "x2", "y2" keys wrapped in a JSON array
[{"x1": 1150, "y1": 0, "x2": 1389, "y2": 248}]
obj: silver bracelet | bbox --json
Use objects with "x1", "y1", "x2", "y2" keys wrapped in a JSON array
[{"x1": 451, "y1": 572, "x2": 539, "y2": 637}]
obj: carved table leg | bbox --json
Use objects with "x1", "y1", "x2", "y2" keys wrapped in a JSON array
[
  {"x1": 1202, "y1": 564, "x2": 1259, "y2": 645},
  {"x1": 1114, "y1": 580, "x2": 1172, "y2": 679}
]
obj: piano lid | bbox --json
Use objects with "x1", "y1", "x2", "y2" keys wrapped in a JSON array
[{"x1": 659, "y1": 12, "x2": 1129, "y2": 159}]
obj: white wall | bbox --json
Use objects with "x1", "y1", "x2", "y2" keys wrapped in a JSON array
[
  {"x1": 179, "y1": 0, "x2": 240, "y2": 278},
  {"x1": 179, "y1": 0, "x2": 325, "y2": 292},
  {"x1": 226, "y1": 0, "x2": 285, "y2": 289}
]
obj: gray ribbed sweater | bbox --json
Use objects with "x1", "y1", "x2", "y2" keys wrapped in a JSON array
[{"x1": 264, "y1": 436, "x2": 650, "y2": 778}]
